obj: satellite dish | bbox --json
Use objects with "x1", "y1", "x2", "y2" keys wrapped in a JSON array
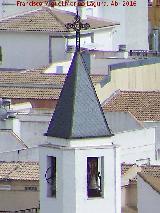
[{"x1": 0, "y1": 108, "x2": 8, "y2": 120}]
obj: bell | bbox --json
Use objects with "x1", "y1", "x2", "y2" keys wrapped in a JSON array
[{"x1": 89, "y1": 174, "x2": 99, "y2": 190}]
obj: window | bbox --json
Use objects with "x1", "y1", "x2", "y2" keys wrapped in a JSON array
[
  {"x1": 25, "y1": 186, "x2": 38, "y2": 191},
  {"x1": 87, "y1": 157, "x2": 104, "y2": 198},
  {"x1": 45, "y1": 156, "x2": 56, "y2": 197}
]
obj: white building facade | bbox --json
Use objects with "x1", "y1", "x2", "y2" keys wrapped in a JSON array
[
  {"x1": 40, "y1": 138, "x2": 121, "y2": 213},
  {"x1": 137, "y1": 174, "x2": 160, "y2": 213},
  {"x1": 88, "y1": 0, "x2": 149, "y2": 51}
]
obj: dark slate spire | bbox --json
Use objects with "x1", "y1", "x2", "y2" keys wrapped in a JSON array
[{"x1": 46, "y1": 51, "x2": 112, "y2": 139}]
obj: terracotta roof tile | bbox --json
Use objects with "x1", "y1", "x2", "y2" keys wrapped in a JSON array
[
  {"x1": 0, "y1": 70, "x2": 104, "y2": 85},
  {"x1": 0, "y1": 7, "x2": 119, "y2": 33},
  {"x1": 122, "y1": 164, "x2": 160, "y2": 182},
  {"x1": 0, "y1": 70, "x2": 104, "y2": 99},
  {"x1": 0, "y1": 162, "x2": 39, "y2": 181},
  {"x1": 121, "y1": 163, "x2": 134, "y2": 175},
  {"x1": 103, "y1": 90, "x2": 160, "y2": 121},
  {"x1": 0, "y1": 87, "x2": 61, "y2": 99},
  {"x1": 138, "y1": 173, "x2": 160, "y2": 194}
]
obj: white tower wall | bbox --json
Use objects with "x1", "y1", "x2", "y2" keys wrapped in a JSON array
[{"x1": 39, "y1": 137, "x2": 121, "y2": 213}]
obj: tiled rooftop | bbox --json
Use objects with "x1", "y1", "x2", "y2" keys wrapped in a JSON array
[
  {"x1": 0, "y1": 162, "x2": 39, "y2": 181},
  {"x1": 0, "y1": 70, "x2": 104, "y2": 85},
  {"x1": 122, "y1": 163, "x2": 160, "y2": 183},
  {"x1": 0, "y1": 87, "x2": 61, "y2": 99},
  {"x1": 103, "y1": 90, "x2": 160, "y2": 121},
  {"x1": 0, "y1": 70, "x2": 104, "y2": 99},
  {"x1": 138, "y1": 173, "x2": 160, "y2": 194},
  {"x1": 0, "y1": 7, "x2": 119, "y2": 33},
  {"x1": 121, "y1": 163, "x2": 134, "y2": 175}
]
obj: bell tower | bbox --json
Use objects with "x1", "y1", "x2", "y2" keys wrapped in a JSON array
[{"x1": 39, "y1": 12, "x2": 121, "y2": 213}]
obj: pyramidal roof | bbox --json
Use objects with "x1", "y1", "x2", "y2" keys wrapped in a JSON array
[{"x1": 46, "y1": 51, "x2": 112, "y2": 139}]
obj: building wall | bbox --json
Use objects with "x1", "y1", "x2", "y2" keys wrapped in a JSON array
[
  {"x1": 0, "y1": 118, "x2": 21, "y2": 137},
  {"x1": 51, "y1": 37, "x2": 70, "y2": 62},
  {"x1": 113, "y1": 127, "x2": 156, "y2": 164},
  {"x1": 93, "y1": 28, "x2": 113, "y2": 50},
  {"x1": 94, "y1": 0, "x2": 148, "y2": 51},
  {"x1": 0, "y1": 180, "x2": 39, "y2": 211},
  {"x1": 95, "y1": 1, "x2": 125, "y2": 51},
  {"x1": 0, "y1": 32, "x2": 49, "y2": 69},
  {"x1": 122, "y1": 184, "x2": 137, "y2": 210},
  {"x1": 144, "y1": 121, "x2": 160, "y2": 155},
  {"x1": 148, "y1": 3, "x2": 160, "y2": 28},
  {"x1": 0, "y1": 112, "x2": 52, "y2": 148},
  {"x1": 18, "y1": 113, "x2": 51, "y2": 147},
  {"x1": 105, "y1": 111, "x2": 143, "y2": 134},
  {"x1": 137, "y1": 175, "x2": 160, "y2": 213},
  {"x1": 95, "y1": 62, "x2": 160, "y2": 103},
  {"x1": 125, "y1": 0, "x2": 148, "y2": 50},
  {"x1": 125, "y1": 184, "x2": 137, "y2": 208},
  {"x1": 0, "y1": 0, "x2": 39, "y2": 18},
  {"x1": 20, "y1": 120, "x2": 48, "y2": 147},
  {"x1": 0, "y1": 129, "x2": 25, "y2": 153},
  {"x1": 0, "y1": 146, "x2": 39, "y2": 161},
  {"x1": 40, "y1": 137, "x2": 121, "y2": 213},
  {"x1": 90, "y1": 57, "x2": 129, "y2": 75}
]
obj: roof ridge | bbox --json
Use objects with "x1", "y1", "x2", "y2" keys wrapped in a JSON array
[
  {"x1": 0, "y1": 129, "x2": 27, "y2": 148},
  {"x1": 102, "y1": 89, "x2": 121, "y2": 106},
  {"x1": 42, "y1": 6, "x2": 70, "y2": 33},
  {"x1": 10, "y1": 130, "x2": 28, "y2": 149},
  {"x1": 120, "y1": 90, "x2": 160, "y2": 93}
]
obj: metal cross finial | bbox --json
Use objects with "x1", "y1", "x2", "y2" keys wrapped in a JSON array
[{"x1": 65, "y1": 10, "x2": 90, "y2": 52}]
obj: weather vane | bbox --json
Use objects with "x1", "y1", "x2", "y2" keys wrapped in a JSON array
[{"x1": 65, "y1": 10, "x2": 90, "y2": 52}]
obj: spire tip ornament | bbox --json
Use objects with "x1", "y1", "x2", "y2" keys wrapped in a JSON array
[{"x1": 65, "y1": 10, "x2": 90, "y2": 52}]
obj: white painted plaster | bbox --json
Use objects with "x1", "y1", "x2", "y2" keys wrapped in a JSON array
[
  {"x1": 0, "y1": 129, "x2": 25, "y2": 153},
  {"x1": 0, "y1": 146, "x2": 39, "y2": 161},
  {"x1": 40, "y1": 137, "x2": 121, "y2": 213},
  {"x1": 137, "y1": 175, "x2": 160, "y2": 213},
  {"x1": 94, "y1": 28, "x2": 114, "y2": 50},
  {"x1": 94, "y1": 0, "x2": 148, "y2": 51},
  {"x1": 114, "y1": 127, "x2": 156, "y2": 164},
  {"x1": 0, "y1": 32, "x2": 49, "y2": 69},
  {"x1": 18, "y1": 113, "x2": 50, "y2": 147}
]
